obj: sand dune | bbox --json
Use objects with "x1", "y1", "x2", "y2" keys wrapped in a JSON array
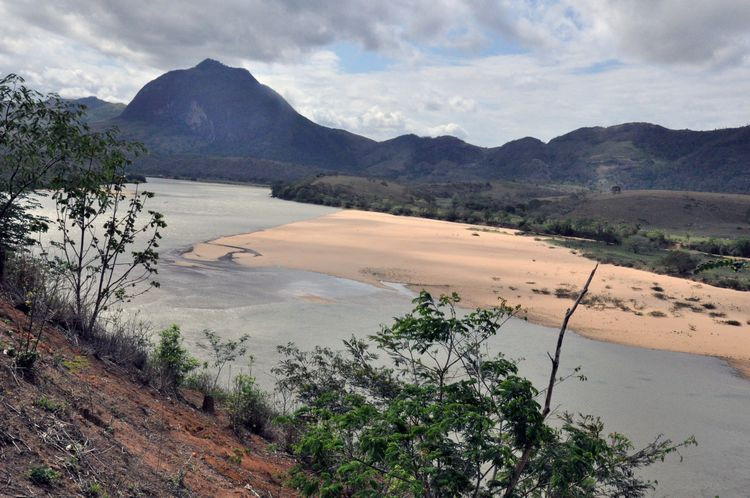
[{"x1": 184, "y1": 210, "x2": 750, "y2": 378}]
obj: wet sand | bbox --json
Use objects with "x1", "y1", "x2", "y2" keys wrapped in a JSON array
[{"x1": 183, "y1": 210, "x2": 750, "y2": 378}]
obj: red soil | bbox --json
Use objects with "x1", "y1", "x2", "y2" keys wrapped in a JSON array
[{"x1": 0, "y1": 301, "x2": 297, "y2": 497}]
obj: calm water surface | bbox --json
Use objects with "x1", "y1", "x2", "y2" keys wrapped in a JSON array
[{"x1": 52, "y1": 178, "x2": 750, "y2": 497}]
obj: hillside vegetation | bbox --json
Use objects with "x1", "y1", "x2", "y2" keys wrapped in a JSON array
[
  {"x1": 0, "y1": 300, "x2": 294, "y2": 497},
  {"x1": 67, "y1": 97, "x2": 126, "y2": 124},
  {"x1": 274, "y1": 175, "x2": 750, "y2": 290},
  {"x1": 84, "y1": 59, "x2": 750, "y2": 192}
]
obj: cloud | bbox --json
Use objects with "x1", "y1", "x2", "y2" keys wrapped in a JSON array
[
  {"x1": 1, "y1": 1, "x2": 749, "y2": 146},
  {"x1": 448, "y1": 96, "x2": 477, "y2": 112},
  {"x1": 571, "y1": 0, "x2": 750, "y2": 67},
  {"x1": 0, "y1": 0, "x2": 521, "y2": 68},
  {"x1": 426, "y1": 123, "x2": 468, "y2": 139},
  {"x1": 253, "y1": 49, "x2": 750, "y2": 146}
]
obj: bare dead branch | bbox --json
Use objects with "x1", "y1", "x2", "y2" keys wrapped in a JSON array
[{"x1": 504, "y1": 264, "x2": 598, "y2": 497}]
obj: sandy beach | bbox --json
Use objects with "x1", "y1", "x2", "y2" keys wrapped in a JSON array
[{"x1": 184, "y1": 210, "x2": 750, "y2": 378}]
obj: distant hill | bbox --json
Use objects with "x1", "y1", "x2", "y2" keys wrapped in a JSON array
[
  {"x1": 104, "y1": 59, "x2": 750, "y2": 193},
  {"x1": 67, "y1": 96, "x2": 126, "y2": 123}
]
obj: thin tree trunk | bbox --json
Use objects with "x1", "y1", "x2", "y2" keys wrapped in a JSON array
[{"x1": 503, "y1": 265, "x2": 598, "y2": 497}]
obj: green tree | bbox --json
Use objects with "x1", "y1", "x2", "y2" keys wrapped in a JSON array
[
  {"x1": 274, "y1": 268, "x2": 692, "y2": 497},
  {"x1": 0, "y1": 74, "x2": 87, "y2": 276},
  {"x1": 47, "y1": 135, "x2": 165, "y2": 335},
  {"x1": 152, "y1": 324, "x2": 199, "y2": 390}
]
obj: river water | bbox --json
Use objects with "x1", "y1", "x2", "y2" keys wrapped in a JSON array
[{"x1": 38, "y1": 178, "x2": 750, "y2": 497}]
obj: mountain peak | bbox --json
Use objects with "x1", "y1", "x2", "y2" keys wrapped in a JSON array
[
  {"x1": 116, "y1": 60, "x2": 372, "y2": 168},
  {"x1": 195, "y1": 58, "x2": 226, "y2": 69},
  {"x1": 188, "y1": 58, "x2": 259, "y2": 84}
]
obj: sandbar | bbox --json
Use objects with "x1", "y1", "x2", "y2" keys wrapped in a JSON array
[{"x1": 183, "y1": 210, "x2": 750, "y2": 378}]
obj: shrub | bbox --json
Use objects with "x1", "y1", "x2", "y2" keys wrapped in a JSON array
[
  {"x1": 69, "y1": 312, "x2": 152, "y2": 370},
  {"x1": 718, "y1": 277, "x2": 748, "y2": 291},
  {"x1": 35, "y1": 396, "x2": 64, "y2": 414},
  {"x1": 227, "y1": 373, "x2": 275, "y2": 437},
  {"x1": 150, "y1": 325, "x2": 199, "y2": 391},
  {"x1": 195, "y1": 329, "x2": 251, "y2": 413},
  {"x1": 1, "y1": 254, "x2": 66, "y2": 371},
  {"x1": 85, "y1": 482, "x2": 106, "y2": 497},
  {"x1": 732, "y1": 237, "x2": 750, "y2": 257},
  {"x1": 661, "y1": 251, "x2": 698, "y2": 275},
  {"x1": 28, "y1": 465, "x2": 61, "y2": 485}
]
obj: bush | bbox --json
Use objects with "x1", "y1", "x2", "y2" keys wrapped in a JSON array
[
  {"x1": 276, "y1": 292, "x2": 690, "y2": 497},
  {"x1": 150, "y1": 325, "x2": 199, "y2": 391},
  {"x1": 642, "y1": 230, "x2": 670, "y2": 248},
  {"x1": 28, "y1": 465, "x2": 61, "y2": 485},
  {"x1": 227, "y1": 373, "x2": 275, "y2": 437},
  {"x1": 1, "y1": 252, "x2": 153, "y2": 372},
  {"x1": 661, "y1": 251, "x2": 698, "y2": 275},
  {"x1": 78, "y1": 312, "x2": 152, "y2": 370},
  {"x1": 732, "y1": 237, "x2": 750, "y2": 258},
  {"x1": 195, "y1": 329, "x2": 250, "y2": 413}
]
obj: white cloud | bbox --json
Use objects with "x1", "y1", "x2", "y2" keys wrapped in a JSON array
[
  {"x1": 448, "y1": 96, "x2": 477, "y2": 113},
  {"x1": 595, "y1": 0, "x2": 750, "y2": 67},
  {"x1": 426, "y1": 123, "x2": 468, "y2": 139},
  {"x1": 0, "y1": 1, "x2": 749, "y2": 145}
]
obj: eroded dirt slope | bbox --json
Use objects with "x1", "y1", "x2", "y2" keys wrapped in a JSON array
[{"x1": 0, "y1": 302, "x2": 295, "y2": 497}]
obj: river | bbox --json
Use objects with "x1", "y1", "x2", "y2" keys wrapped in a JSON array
[{"x1": 38, "y1": 178, "x2": 750, "y2": 497}]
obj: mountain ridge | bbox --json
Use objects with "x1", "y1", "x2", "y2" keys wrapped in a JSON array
[
  {"x1": 96, "y1": 59, "x2": 750, "y2": 192},
  {"x1": 66, "y1": 96, "x2": 126, "y2": 123}
]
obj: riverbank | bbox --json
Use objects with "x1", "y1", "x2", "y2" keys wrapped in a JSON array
[{"x1": 184, "y1": 210, "x2": 750, "y2": 378}]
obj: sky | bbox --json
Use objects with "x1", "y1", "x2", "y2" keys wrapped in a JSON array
[{"x1": 1, "y1": 0, "x2": 749, "y2": 146}]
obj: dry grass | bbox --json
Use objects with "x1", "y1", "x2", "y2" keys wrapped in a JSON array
[{"x1": 564, "y1": 189, "x2": 750, "y2": 238}]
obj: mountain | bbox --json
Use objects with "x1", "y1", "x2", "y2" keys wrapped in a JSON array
[
  {"x1": 67, "y1": 96, "x2": 126, "y2": 123},
  {"x1": 107, "y1": 59, "x2": 750, "y2": 192},
  {"x1": 112, "y1": 59, "x2": 374, "y2": 171}
]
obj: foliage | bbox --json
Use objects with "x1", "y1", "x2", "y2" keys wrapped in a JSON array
[
  {"x1": 194, "y1": 329, "x2": 251, "y2": 412},
  {"x1": 552, "y1": 237, "x2": 750, "y2": 291},
  {"x1": 660, "y1": 251, "x2": 698, "y2": 276},
  {"x1": 47, "y1": 137, "x2": 165, "y2": 335},
  {"x1": 197, "y1": 329, "x2": 251, "y2": 393},
  {"x1": 696, "y1": 258, "x2": 749, "y2": 273},
  {"x1": 62, "y1": 355, "x2": 90, "y2": 373},
  {"x1": 85, "y1": 482, "x2": 107, "y2": 497},
  {"x1": 28, "y1": 465, "x2": 62, "y2": 485},
  {"x1": 35, "y1": 395, "x2": 64, "y2": 413},
  {"x1": 0, "y1": 74, "x2": 88, "y2": 275},
  {"x1": 2, "y1": 254, "x2": 64, "y2": 371},
  {"x1": 151, "y1": 325, "x2": 199, "y2": 390},
  {"x1": 227, "y1": 373, "x2": 275, "y2": 436},
  {"x1": 85, "y1": 311, "x2": 152, "y2": 369},
  {"x1": 682, "y1": 236, "x2": 750, "y2": 258},
  {"x1": 275, "y1": 291, "x2": 691, "y2": 497}
]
